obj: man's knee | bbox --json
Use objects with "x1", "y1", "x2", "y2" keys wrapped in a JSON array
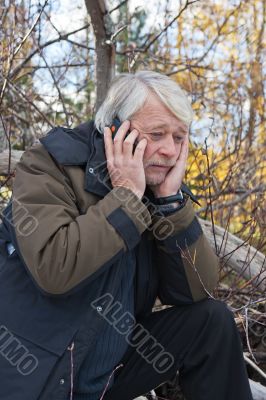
[{"x1": 198, "y1": 298, "x2": 235, "y2": 330}]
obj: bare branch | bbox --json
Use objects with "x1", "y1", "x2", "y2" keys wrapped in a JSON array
[
  {"x1": 9, "y1": 24, "x2": 91, "y2": 80},
  {"x1": 13, "y1": 0, "x2": 49, "y2": 58},
  {"x1": 143, "y1": 0, "x2": 199, "y2": 52},
  {"x1": 107, "y1": 0, "x2": 128, "y2": 15},
  {"x1": 7, "y1": 80, "x2": 54, "y2": 127}
]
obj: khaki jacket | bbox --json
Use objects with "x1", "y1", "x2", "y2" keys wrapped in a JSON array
[{"x1": 0, "y1": 121, "x2": 219, "y2": 400}]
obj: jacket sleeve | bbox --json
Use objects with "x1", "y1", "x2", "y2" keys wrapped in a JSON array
[
  {"x1": 11, "y1": 143, "x2": 151, "y2": 296},
  {"x1": 151, "y1": 198, "x2": 219, "y2": 305}
]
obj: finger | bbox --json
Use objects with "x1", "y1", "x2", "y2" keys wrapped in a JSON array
[
  {"x1": 123, "y1": 129, "x2": 139, "y2": 158},
  {"x1": 104, "y1": 127, "x2": 114, "y2": 163},
  {"x1": 113, "y1": 120, "x2": 131, "y2": 158},
  {"x1": 179, "y1": 135, "x2": 189, "y2": 162},
  {"x1": 179, "y1": 137, "x2": 189, "y2": 174},
  {"x1": 133, "y1": 138, "x2": 147, "y2": 162},
  {"x1": 171, "y1": 137, "x2": 188, "y2": 175}
]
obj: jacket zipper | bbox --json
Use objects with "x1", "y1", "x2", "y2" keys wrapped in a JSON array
[
  {"x1": 99, "y1": 363, "x2": 123, "y2": 400},
  {"x1": 67, "y1": 341, "x2": 75, "y2": 400}
]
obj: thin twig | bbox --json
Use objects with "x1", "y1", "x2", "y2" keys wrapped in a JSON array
[
  {"x1": 144, "y1": 0, "x2": 199, "y2": 52},
  {"x1": 13, "y1": 0, "x2": 49, "y2": 58},
  {"x1": 9, "y1": 24, "x2": 91, "y2": 80},
  {"x1": 8, "y1": 80, "x2": 53, "y2": 127},
  {"x1": 244, "y1": 353, "x2": 266, "y2": 380}
]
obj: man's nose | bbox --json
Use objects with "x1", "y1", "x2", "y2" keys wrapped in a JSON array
[{"x1": 158, "y1": 136, "x2": 178, "y2": 158}]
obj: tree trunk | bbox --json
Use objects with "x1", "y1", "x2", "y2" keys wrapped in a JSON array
[{"x1": 84, "y1": 0, "x2": 115, "y2": 111}]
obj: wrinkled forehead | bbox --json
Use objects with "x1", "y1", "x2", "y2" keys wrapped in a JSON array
[
  {"x1": 130, "y1": 93, "x2": 189, "y2": 132},
  {"x1": 131, "y1": 111, "x2": 189, "y2": 135},
  {"x1": 144, "y1": 119, "x2": 188, "y2": 133}
]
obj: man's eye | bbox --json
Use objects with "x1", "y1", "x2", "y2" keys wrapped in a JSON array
[
  {"x1": 174, "y1": 136, "x2": 183, "y2": 143},
  {"x1": 150, "y1": 132, "x2": 163, "y2": 138}
]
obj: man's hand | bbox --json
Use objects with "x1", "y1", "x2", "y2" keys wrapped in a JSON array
[
  {"x1": 150, "y1": 134, "x2": 189, "y2": 198},
  {"x1": 104, "y1": 120, "x2": 148, "y2": 199}
]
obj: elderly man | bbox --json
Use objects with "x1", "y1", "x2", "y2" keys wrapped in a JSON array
[{"x1": 0, "y1": 71, "x2": 253, "y2": 400}]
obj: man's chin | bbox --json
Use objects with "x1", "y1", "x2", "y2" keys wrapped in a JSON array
[{"x1": 145, "y1": 173, "x2": 166, "y2": 187}]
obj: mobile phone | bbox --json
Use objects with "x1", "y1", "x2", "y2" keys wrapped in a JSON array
[
  {"x1": 109, "y1": 117, "x2": 129, "y2": 138},
  {"x1": 109, "y1": 117, "x2": 138, "y2": 151}
]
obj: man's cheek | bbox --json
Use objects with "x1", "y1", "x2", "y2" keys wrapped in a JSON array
[{"x1": 142, "y1": 145, "x2": 151, "y2": 160}]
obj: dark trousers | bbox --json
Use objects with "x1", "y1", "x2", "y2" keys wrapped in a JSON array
[{"x1": 103, "y1": 298, "x2": 253, "y2": 400}]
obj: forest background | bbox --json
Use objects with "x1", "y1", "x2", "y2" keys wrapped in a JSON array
[{"x1": 0, "y1": 0, "x2": 265, "y2": 398}]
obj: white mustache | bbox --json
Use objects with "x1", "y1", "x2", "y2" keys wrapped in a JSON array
[{"x1": 144, "y1": 160, "x2": 175, "y2": 168}]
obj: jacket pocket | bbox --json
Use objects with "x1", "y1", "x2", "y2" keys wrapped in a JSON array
[{"x1": 0, "y1": 324, "x2": 77, "y2": 400}]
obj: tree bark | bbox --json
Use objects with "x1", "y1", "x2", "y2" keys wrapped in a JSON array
[{"x1": 84, "y1": 0, "x2": 115, "y2": 111}]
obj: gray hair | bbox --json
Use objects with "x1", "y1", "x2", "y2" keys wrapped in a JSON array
[{"x1": 94, "y1": 70, "x2": 193, "y2": 133}]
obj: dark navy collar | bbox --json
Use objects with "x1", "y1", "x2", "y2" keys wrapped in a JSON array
[{"x1": 40, "y1": 120, "x2": 111, "y2": 198}]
